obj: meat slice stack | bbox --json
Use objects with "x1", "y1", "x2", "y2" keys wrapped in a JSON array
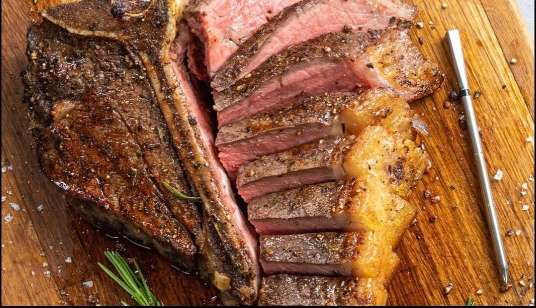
[
  {"x1": 244, "y1": 90, "x2": 430, "y2": 305},
  {"x1": 186, "y1": 0, "x2": 443, "y2": 303}
]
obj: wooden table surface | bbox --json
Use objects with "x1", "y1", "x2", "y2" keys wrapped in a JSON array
[{"x1": 2, "y1": 0, "x2": 534, "y2": 306}]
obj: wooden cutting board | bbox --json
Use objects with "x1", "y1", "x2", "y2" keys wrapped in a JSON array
[{"x1": 2, "y1": 0, "x2": 534, "y2": 305}]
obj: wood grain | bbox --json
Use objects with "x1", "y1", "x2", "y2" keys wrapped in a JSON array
[
  {"x1": 1, "y1": 0, "x2": 534, "y2": 306},
  {"x1": 479, "y1": 0, "x2": 535, "y2": 119}
]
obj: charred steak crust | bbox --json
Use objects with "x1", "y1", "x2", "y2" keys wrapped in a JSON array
[
  {"x1": 260, "y1": 232, "x2": 365, "y2": 264},
  {"x1": 211, "y1": 0, "x2": 416, "y2": 91},
  {"x1": 22, "y1": 20, "x2": 199, "y2": 271},
  {"x1": 248, "y1": 182, "x2": 346, "y2": 222},
  {"x1": 259, "y1": 275, "x2": 386, "y2": 306}
]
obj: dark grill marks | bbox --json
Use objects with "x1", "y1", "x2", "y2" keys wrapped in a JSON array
[{"x1": 23, "y1": 20, "x2": 199, "y2": 271}]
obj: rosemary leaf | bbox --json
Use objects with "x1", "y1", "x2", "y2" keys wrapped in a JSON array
[
  {"x1": 466, "y1": 296, "x2": 474, "y2": 306},
  {"x1": 163, "y1": 181, "x2": 201, "y2": 201},
  {"x1": 98, "y1": 251, "x2": 161, "y2": 306}
]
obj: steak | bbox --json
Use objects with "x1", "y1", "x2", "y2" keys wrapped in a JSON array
[
  {"x1": 184, "y1": 0, "x2": 301, "y2": 77},
  {"x1": 259, "y1": 232, "x2": 398, "y2": 279},
  {"x1": 248, "y1": 176, "x2": 417, "y2": 247},
  {"x1": 216, "y1": 93, "x2": 356, "y2": 179},
  {"x1": 216, "y1": 88, "x2": 415, "y2": 178},
  {"x1": 22, "y1": 20, "x2": 198, "y2": 271},
  {"x1": 237, "y1": 118, "x2": 429, "y2": 202},
  {"x1": 212, "y1": 0, "x2": 416, "y2": 91},
  {"x1": 213, "y1": 28, "x2": 444, "y2": 126},
  {"x1": 29, "y1": 0, "x2": 259, "y2": 304},
  {"x1": 237, "y1": 135, "x2": 355, "y2": 202},
  {"x1": 259, "y1": 275, "x2": 388, "y2": 306}
]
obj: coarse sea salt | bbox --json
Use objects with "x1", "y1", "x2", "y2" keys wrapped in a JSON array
[
  {"x1": 82, "y1": 281, "x2": 94, "y2": 288},
  {"x1": 4, "y1": 214, "x2": 13, "y2": 223},
  {"x1": 36, "y1": 205, "x2": 44, "y2": 212},
  {"x1": 1, "y1": 196, "x2": 7, "y2": 203},
  {"x1": 493, "y1": 170, "x2": 503, "y2": 181},
  {"x1": 515, "y1": 230, "x2": 522, "y2": 236},
  {"x1": 522, "y1": 183, "x2": 528, "y2": 189},
  {"x1": 65, "y1": 257, "x2": 72, "y2": 263},
  {"x1": 9, "y1": 202, "x2": 20, "y2": 211},
  {"x1": 522, "y1": 205, "x2": 530, "y2": 211}
]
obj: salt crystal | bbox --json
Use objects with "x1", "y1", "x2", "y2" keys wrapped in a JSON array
[
  {"x1": 44, "y1": 271, "x2": 51, "y2": 277},
  {"x1": 7, "y1": 165, "x2": 13, "y2": 171},
  {"x1": 65, "y1": 257, "x2": 72, "y2": 263},
  {"x1": 522, "y1": 183, "x2": 528, "y2": 189},
  {"x1": 529, "y1": 175, "x2": 534, "y2": 181},
  {"x1": 521, "y1": 191, "x2": 527, "y2": 196},
  {"x1": 493, "y1": 170, "x2": 503, "y2": 181},
  {"x1": 522, "y1": 205, "x2": 530, "y2": 211},
  {"x1": 516, "y1": 230, "x2": 522, "y2": 236},
  {"x1": 4, "y1": 214, "x2": 13, "y2": 223},
  {"x1": 527, "y1": 136, "x2": 533, "y2": 143},
  {"x1": 6, "y1": 190, "x2": 12, "y2": 195},
  {"x1": 1, "y1": 167, "x2": 6, "y2": 173},
  {"x1": 31, "y1": 271, "x2": 35, "y2": 276},
  {"x1": 1, "y1": 196, "x2": 6, "y2": 203},
  {"x1": 82, "y1": 281, "x2": 94, "y2": 288},
  {"x1": 506, "y1": 200, "x2": 511, "y2": 205},
  {"x1": 48, "y1": 246, "x2": 53, "y2": 250},
  {"x1": 36, "y1": 205, "x2": 44, "y2": 212},
  {"x1": 9, "y1": 202, "x2": 20, "y2": 211}
]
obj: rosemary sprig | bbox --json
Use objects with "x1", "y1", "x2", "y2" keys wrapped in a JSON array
[
  {"x1": 163, "y1": 181, "x2": 201, "y2": 201},
  {"x1": 97, "y1": 251, "x2": 161, "y2": 306},
  {"x1": 466, "y1": 296, "x2": 474, "y2": 306}
]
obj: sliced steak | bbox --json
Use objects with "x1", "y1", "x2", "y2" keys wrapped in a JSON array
[
  {"x1": 216, "y1": 93, "x2": 356, "y2": 178},
  {"x1": 166, "y1": 22, "x2": 260, "y2": 305},
  {"x1": 260, "y1": 232, "x2": 398, "y2": 279},
  {"x1": 22, "y1": 20, "x2": 198, "y2": 270},
  {"x1": 237, "y1": 120, "x2": 429, "y2": 202},
  {"x1": 216, "y1": 88, "x2": 413, "y2": 177},
  {"x1": 237, "y1": 135, "x2": 355, "y2": 202},
  {"x1": 259, "y1": 275, "x2": 388, "y2": 306},
  {"x1": 37, "y1": 0, "x2": 260, "y2": 304},
  {"x1": 184, "y1": 0, "x2": 301, "y2": 77},
  {"x1": 248, "y1": 176, "x2": 417, "y2": 247},
  {"x1": 212, "y1": 0, "x2": 416, "y2": 90},
  {"x1": 214, "y1": 28, "x2": 444, "y2": 126}
]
